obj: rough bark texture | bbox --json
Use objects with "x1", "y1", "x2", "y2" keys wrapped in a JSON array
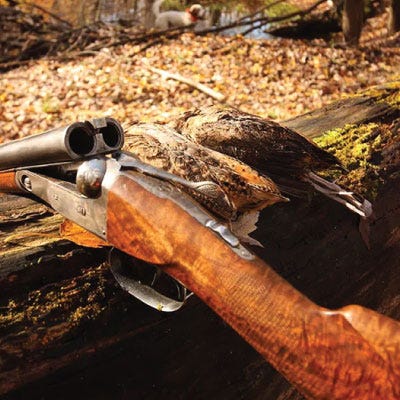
[
  {"x1": 342, "y1": 0, "x2": 364, "y2": 45},
  {"x1": 0, "y1": 82, "x2": 399, "y2": 400},
  {"x1": 283, "y1": 83, "x2": 400, "y2": 138},
  {"x1": 144, "y1": 0, "x2": 155, "y2": 29},
  {"x1": 388, "y1": 0, "x2": 400, "y2": 35}
]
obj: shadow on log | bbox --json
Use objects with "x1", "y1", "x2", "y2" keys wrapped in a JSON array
[
  {"x1": 0, "y1": 82, "x2": 399, "y2": 400},
  {"x1": 267, "y1": 13, "x2": 340, "y2": 39}
]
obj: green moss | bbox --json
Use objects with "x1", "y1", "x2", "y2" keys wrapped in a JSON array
[
  {"x1": 267, "y1": 110, "x2": 278, "y2": 119},
  {"x1": 348, "y1": 81, "x2": 400, "y2": 109},
  {"x1": 385, "y1": 90, "x2": 400, "y2": 108},
  {"x1": 0, "y1": 266, "x2": 109, "y2": 340},
  {"x1": 162, "y1": 0, "x2": 185, "y2": 11},
  {"x1": 266, "y1": 1, "x2": 299, "y2": 19},
  {"x1": 315, "y1": 123, "x2": 395, "y2": 199}
]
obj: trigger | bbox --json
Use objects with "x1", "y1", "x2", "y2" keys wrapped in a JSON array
[{"x1": 108, "y1": 249, "x2": 192, "y2": 312}]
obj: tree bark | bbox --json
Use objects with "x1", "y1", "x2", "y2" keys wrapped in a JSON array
[
  {"x1": 144, "y1": 0, "x2": 154, "y2": 29},
  {"x1": 283, "y1": 83, "x2": 400, "y2": 138},
  {"x1": 388, "y1": 0, "x2": 400, "y2": 34},
  {"x1": 342, "y1": 0, "x2": 364, "y2": 45},
  {"x1": 0, "y1": 82, "x2": 399, "y2": 400}
]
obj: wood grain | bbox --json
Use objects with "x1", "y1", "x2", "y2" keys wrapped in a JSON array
[
  {"x1": 106, "y1": 173, "x2": 400, "y2": 400},
  {"x1": 283, "y1": 84, "x2": 400, "y2": 139},
  {"x1": 0, "y1": 172, "x2": 22, "y2": 193}
]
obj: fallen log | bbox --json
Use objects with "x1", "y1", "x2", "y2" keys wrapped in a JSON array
[
  {"x1": 0, "y1": 82, "x2": 399, "y2": 400},
  {"x1": 284, "y1": 82, "x2": 400, "y2": 138},
  {"x1": 266, "y1": 13, "x2": 340, "y2": 39}
]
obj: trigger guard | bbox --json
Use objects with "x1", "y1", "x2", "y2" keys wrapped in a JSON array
[{"x1": 108, "y1": 249, "x2": 191, "y2": 312}]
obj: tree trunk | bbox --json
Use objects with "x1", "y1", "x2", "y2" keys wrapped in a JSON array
[
  {"x1": 0, "y1": 82, "x2": 399, "y2": 400},
  {"x1": 342, "y1": 0, "x2": 364, "y2": 45},
  {"x1": 388, "y1": 0, "x2": 400, "y2": 34},
  {"x1": 144, "y1": 0, "x2": 154, "y2": 29}
]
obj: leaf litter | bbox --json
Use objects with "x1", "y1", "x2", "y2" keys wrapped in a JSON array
[{"x1": 0, "y1": 9, "x2": 398, "y2": 142}]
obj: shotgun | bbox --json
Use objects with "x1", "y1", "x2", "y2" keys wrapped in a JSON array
[{"x1": 0, "y1": 120, "x2": 399, "y2": 399}]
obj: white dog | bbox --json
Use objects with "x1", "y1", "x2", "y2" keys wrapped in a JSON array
[{"x1": 152, "y1": 0, "x2": 206, "y2": 30}]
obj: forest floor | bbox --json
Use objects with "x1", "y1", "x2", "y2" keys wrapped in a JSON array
[{"x1": 0, "y1": 9, "x2": 398, "y2": 141}]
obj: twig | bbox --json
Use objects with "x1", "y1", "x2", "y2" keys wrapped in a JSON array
[
  {"x1": 24, "y1": 1, "x2": 72, "y2": 27},
  {"x1": 83, "y1": 24, "x2": 193, "y2": 52},
  {"x1": 196, "y1": 0, "x2": 327, "y2": 35},
  {"x1": 144, "y1": 65, "x2": 226, "y2": 102},
  {"x1": 241, "y1": 22, "x2": 266, "y2": 37},
  {"x1": 0, "y1": 59, "x2": 33, "y2": 71},
  {"x1": 139, "y1": 38, "x2": 166, "y2": 52}
]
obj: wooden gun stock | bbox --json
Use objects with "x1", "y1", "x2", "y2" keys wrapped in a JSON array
[
  {"x1": 107, "y1": 173, "x2": 400, "y2": 399},
  {"x1": 0, "y1": 172, "x2": 24, "y2": 193},
  {"x1": 0, "y1": 162, "x2": 398, "y2": 399}
]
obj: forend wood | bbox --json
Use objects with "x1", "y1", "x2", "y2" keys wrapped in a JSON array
[
  {"x1": 107, "y1": 172, "x2": 400, "y2": 400},
  {"x1": 0, "y1": 171, "x2": 24, "y2": 193}
]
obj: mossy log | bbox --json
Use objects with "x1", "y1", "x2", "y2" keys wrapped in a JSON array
[
  {"x1": 0, "y1": 82, "x2": 399, "y2": 400},
  {"x1": 284, "y1": 82, "x2": 400, "y2": 138}
]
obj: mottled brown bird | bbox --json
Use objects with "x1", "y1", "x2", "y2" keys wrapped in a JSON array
[
  {"x1": 173, "y1": 106, "x2": 372, "y2": 218},
  {"x1": 124, "y1": 123, "x2": 288, "y2": 245}
]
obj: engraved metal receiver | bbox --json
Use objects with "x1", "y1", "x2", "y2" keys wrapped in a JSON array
[{"x1": 2, "y1": 119, "x2": 253, "y2": 312}]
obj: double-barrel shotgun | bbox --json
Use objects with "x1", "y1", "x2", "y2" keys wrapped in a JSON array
[{"x1": 0, "y1": 119, "x2": 399, "y2": 399}]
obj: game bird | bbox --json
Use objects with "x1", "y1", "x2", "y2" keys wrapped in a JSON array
[
  {"x1": 173, "y1": 106, "x2": 372, "y2": 219},
  {"x1": 124, "y1": 123, "x2": 288, "y2": 245}
]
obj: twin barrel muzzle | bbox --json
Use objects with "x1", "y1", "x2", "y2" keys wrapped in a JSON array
[{"x1": 0, "y1": 117, "x2": 124, "y2": 171}]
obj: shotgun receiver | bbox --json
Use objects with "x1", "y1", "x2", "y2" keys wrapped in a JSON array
[{"x1": 0, "y1": 120, "x2": 399, "y2": 399}]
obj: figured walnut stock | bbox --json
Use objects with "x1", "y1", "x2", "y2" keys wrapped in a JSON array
[
  {"x1": 106, "y1": 173, "x2": 400, "y2": 399},
  {"x1": 0, "y1": 172, "x2": 24, "y2": 193}
]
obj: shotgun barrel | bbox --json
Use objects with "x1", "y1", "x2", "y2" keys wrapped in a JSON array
[{"x1": 0, "y1": 117, "x2": 124, "y2": 171}]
